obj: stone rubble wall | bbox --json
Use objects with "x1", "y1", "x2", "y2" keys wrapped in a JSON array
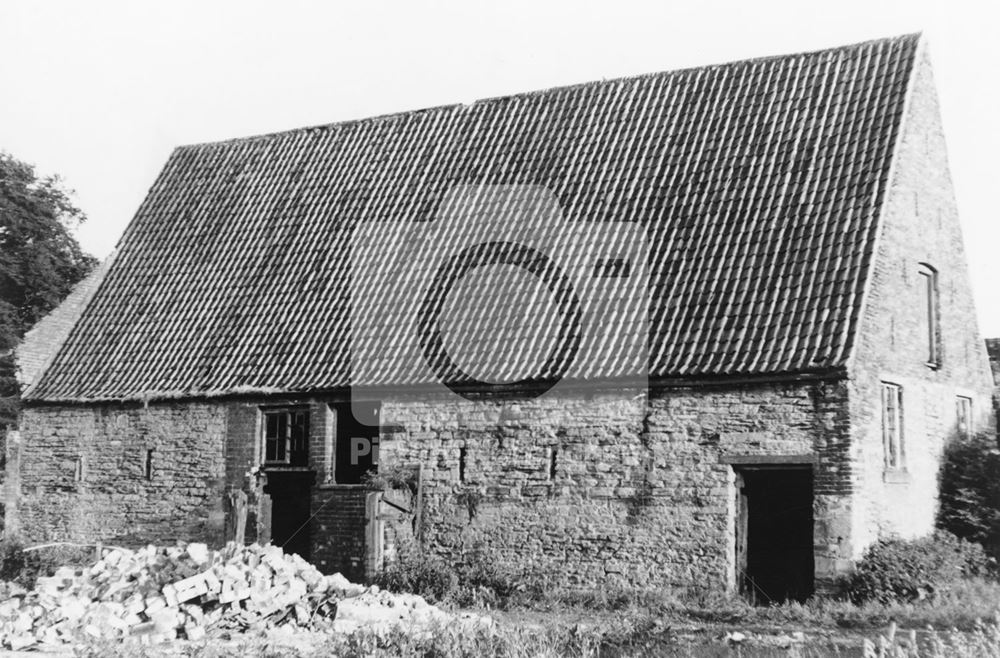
[
  {"x1": 11, "y1": 378, "x2": 853, "y2": 593},
  {"x1": 13, "y1": 403, "x2": 227, "y2": 545},
  {"x1": 376, "y1": 381, "x2": 850, "y2": 592}
]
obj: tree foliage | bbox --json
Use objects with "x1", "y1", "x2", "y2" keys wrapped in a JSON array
[{"x1": 0, "y1": 152, "x2": 97, "y2": 424}]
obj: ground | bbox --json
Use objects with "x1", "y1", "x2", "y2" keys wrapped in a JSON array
[{"x1": 4, "y1": 597, "x2": 999, "y2": 657}]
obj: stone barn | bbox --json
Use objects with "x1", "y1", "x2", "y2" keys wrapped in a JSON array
[{"x1": 8, "y1": 33, "x2": 995, "y2": 602}]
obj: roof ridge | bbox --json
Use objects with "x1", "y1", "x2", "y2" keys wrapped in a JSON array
[{"x1": 178, "y1": 32, "x2": 922, "y2": 151}]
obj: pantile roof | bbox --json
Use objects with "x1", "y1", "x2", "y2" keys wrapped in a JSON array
[{"x1": 26, "y1": 34, "x2": 921, "y2": 401}]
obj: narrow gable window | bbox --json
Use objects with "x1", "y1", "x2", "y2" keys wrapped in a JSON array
[
  {"x1": 263, "y1": 408, "x2": 310, "y2": 467},
  {"x1": 881, "y1": 383, "x2": 904, "y2": 470},
  {"x1": 956, "y1": 396, "x2": 973, "y2": 440},
  {"x1": 919, "y1": 264, "x2": 940, "y2": 367}
]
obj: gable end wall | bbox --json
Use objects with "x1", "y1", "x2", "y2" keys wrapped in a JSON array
[{"x1": 848, "y1": 45, "x2": 995, "y2": 554}]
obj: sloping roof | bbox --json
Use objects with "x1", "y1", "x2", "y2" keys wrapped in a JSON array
[
  {"x1": 27, "y1": 34, "x2": 921, "y2": 402},
  {"x1": 15, "y1": 256, "x2": 113, "y2": 389}
]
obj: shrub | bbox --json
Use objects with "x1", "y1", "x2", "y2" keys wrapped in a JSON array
[
  {"x1": 847, "y1": 531, "x2": 991, "y2": 604},
  {"x1": 0, "y1": 539, "x2": 44, "y2": 588},
  {"x1": 375, "y1": 540, "x2": 539, "y2": 609},
  {"x1": 0, "y1": 540, "x2": 100, "y2": 589},
  {"x1": 362, "y1": 463, "x2": 419, "y2": 495},
  {"x1": 451, "y1": 543, "x2": 526, "y2": 608},
  {"x1": 372, "y1": 543, "x2": 457, "y2": 604},
  {"x1": 938, "y1": 431, "x2": 1000, "y2": 560}
]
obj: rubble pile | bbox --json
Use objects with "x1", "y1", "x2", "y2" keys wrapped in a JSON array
[
  {"x1": 332, "y1": 588, "x2": 454, "y2": 635},
  {"x1": 0, "y1": 542, "x2": 382, "y2": 649}
]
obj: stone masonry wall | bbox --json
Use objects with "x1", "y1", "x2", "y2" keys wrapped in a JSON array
[
  {"x1": 14, "y1": 402, "x2": 227, "y2": 545},
  {"x1": 848, "y1": 46, "x2": 996, "y2": 555},
  {"x1": 375, "y1": 379, "x2": 851, "y2": 592},
  {"x1": 12, "y1": 378, "x2": 853, "y2": 594}
]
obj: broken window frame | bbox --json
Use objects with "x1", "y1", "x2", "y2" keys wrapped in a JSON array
[
  {"x1": 261, "y1": 407, "x2": 310, "y2": 467},
  {"x1": 881, "y1": 382, "x2": 904, "y2": 470}
]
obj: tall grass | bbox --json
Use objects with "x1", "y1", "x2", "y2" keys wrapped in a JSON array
[
  {"x1": 71, "y1": 616, "x2": 1000, "y2": 658},
  {"x1": 489, "y1": 578, "x2": 1000, "y2": 631},
  {"x1": 864, "y1": 618, "x2": 1000, "y2": 657}
]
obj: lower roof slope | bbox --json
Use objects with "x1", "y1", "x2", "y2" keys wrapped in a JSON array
[
  {"x1": 15, "y1": 257, "x2": 112, "y2": 390},
  {"x1": 27, "y1": 34, "x2": 920, "y2": 401}
]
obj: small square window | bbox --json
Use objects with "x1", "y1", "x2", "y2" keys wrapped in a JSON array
[
  {"x1": 881, "y1": 383, "x2": 904, "y2": 470},
  {"x1": 263, "y1": 408, "x2": 309, "y2": 467}
]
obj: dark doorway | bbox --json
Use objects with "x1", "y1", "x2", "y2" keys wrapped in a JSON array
[
  {"x1": 264, "y1": 471, "x2": 315, "y2": 560},
  {"x1": 335, "y1": 401, "x2": 381, "y2": 484},
  {"x1": 736, "y1": 467, "x2": 814, "y2": 603}
]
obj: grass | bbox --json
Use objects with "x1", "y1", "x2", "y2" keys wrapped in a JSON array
[
  {"x1": 481, "y1": 577, "x2": 1000, "y2": 632},
  {"x1": 71, "y1": 621, "x2": 837, "y2": 658},
  {"x1": 70, "y1": 617, "x2": 1000, "y2": 658},
  {"x1": 62, "y1": 577, "x2": 1000, "y2": 657},
  {"x1": 862, "y1": 619, "x2": 1000, "y2": 658},
  {"x1": 75, "y1": 581, "x2": 996, "y2": 656}
]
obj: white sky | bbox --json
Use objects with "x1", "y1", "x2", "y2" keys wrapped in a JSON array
[{"x1": 1, "y1": 0, "x2": 997, "y2": 334}]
